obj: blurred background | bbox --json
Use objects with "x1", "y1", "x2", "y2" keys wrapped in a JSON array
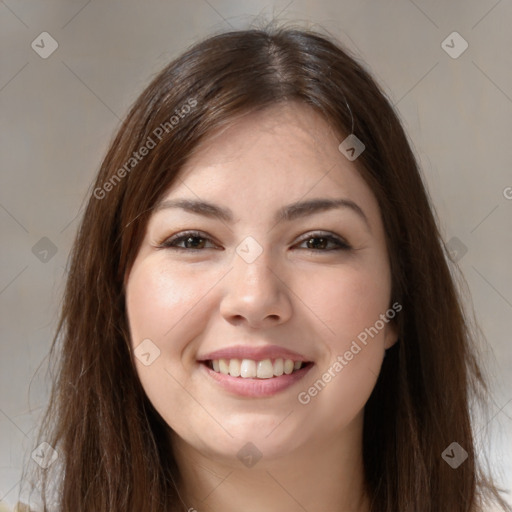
[{"x1": 1, "y1": 0, "x2": 511, "y2": 509}]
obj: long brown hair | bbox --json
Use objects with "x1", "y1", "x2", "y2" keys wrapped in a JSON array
[{"x1": 19, "y1": 22, "x2": 511, "y2": 512}]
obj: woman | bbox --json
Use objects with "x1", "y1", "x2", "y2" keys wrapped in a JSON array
[{"x1": 19, "y1": 23, "x2": 511, "y2": 512}]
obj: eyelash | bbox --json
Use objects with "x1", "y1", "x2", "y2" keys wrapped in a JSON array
[{"x1": 157, "y1": 230, "x2": 351, "y2": 253}]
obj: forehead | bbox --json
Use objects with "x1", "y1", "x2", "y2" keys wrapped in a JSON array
[
  {"x1": 159, "y1": 102, "x2": 382, "y2": 228},
  {"x1": 179, "y1": 102, "x2": 342, "y2": 181}
]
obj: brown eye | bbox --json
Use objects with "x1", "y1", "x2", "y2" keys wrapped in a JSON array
[
  {"x1": 296, "y1": 233, "x2": 351, "y2": 252},
  {"x1": 159, "y1": 231, "x2": 217, "y2": 251}
]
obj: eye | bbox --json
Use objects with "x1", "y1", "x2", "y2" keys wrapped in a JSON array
[
  {"x1": 295, "y1": 232, "x2": 351, "y2": 252},
  {"x1": 157, "y1": 231, "x2": 218, "y2": 251},
  {"x1": 157, "y1": 230, "x2": 351, "y2": 253}
]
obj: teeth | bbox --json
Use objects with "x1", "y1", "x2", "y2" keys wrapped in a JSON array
[
  {"x1": 283, "y1": 359, "x2": 294, "y2": 375},
  {"x1": 229, "y1": 358, "x2": 241, "y2": 377},
  {"x1": 209, "y1": 358, "x2": 306, "y2": 378},
  {"x1": 219, "y1": 359, "x2": 229, "y2": 375},
  {"x1": 257, "y1": 359, "x2": 274, "y2": 379},
  {"x1": 240, "y1": 359, "x2": 256, "y2": 378},
  {"x1": 273, "y1": 358, "x2": 284, "y2": 376}
]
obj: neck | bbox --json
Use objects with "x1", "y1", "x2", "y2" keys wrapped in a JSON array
[{"x1": 170, "y1": 414, "x2": 370, "y2": 512}]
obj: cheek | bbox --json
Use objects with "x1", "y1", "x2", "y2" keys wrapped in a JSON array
[
  {"x1": 125, "y1": 258, "x2": 213, "y2": 422},
  {"x1": 126, "y1": 258, "x2": 213, "y2": 348},
  {"x1": 293, "y1": 262, "x2": 392, "y2": 428},
  {"x1": 295, "y1": 260, "x2": 392, "y2": 349},
  {"x1": 294, "y1": 299, "x2": 389, "y2": 435}
]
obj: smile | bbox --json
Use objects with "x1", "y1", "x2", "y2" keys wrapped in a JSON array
[
  {"x1": 205, "y1": 358, "x2": 310, "y2": 379},
  {"x1": 199, "y1": 359, "x2": 314, "y2": 398}
]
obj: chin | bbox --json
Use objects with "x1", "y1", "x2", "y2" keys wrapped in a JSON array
[{"x1": 212, "y1": 418, "x2": 308, "y2": 462}]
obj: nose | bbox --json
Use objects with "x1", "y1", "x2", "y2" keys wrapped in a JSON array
[{"x1": 219, "y1": 248, "x2": 293, "y2": 329}]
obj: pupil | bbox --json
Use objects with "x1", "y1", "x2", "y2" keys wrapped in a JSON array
[
  {"x1": 307, "y1": 237, "x2": 326, "y2": 249},
  {"x1": 186, "y1": 236, "x2": 203, "y2": 249}
]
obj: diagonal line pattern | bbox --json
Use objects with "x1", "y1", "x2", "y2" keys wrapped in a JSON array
[
  {"x1": 0, "y1": 62, "x2": 29, "y2": 93},
  {"x1": 199, "y1": 470, "x2": 233, "y2": 502},
  {"x1": 162, "y1": 268, "x2": 233, "y2": 337},
  {"x1": 394, "y1": 62, "x2": 439, "y2": 106},
  {"x1": 61, "y1": 61, "x2": 121, "y2": 120},
  {"x1": 201, "y1": 0, "x2": 236, "y2": 30},
  {"x1": 266, "y1": 470, "x2": 310, "y2": 511},
  {"x1": 470, "y1": 204, "x2": 499, "y2": 233},
  {"x1": 472, "y1": 61, "x2": 512, "y2": 105},
  {"x1": 59, "y1": 207, "x2": 84, "y2": 233},
  {"x1": 471, "y1": 265, "x2": 512, "y2": 309},
  {"x1": 0, "y1": 203, "x2": 29, "y2": 233},
  {"x1": 0, "y1": 265, "x2": 29, "y2": 296},
  {"x1": 472, "y1": 0, "x2": 502, "y2": 29},
  {"x1": 407, "y1": 0, "x2": 439, "y2": 28},
  {"x1": 0, "y1": 477, "x2": 22, "y2": 501},
  {"x1": 0, "y1": 0, "x2": 29, "y2": 28},
  {"x1": 266, "y1": 266, "x2": 336, "y2": 335},
  {"x1": 163, "y1": 367, "x2": 234, "y2": 438},
  {"x1": 0, "y1": 408, "x2": 31, "y2": 440},
  {"x1": 265, "y1": 409, "x2": 293, "y2": 438},
  {"x1": 275, "y1": 0, "x2": 295, "y2": 19},
  {"x1": 474, "y1": 397, "x2": 512, "y2": 439},
  {"x1": 61, "y1": 0, "x2": 92, "y2": 29}
]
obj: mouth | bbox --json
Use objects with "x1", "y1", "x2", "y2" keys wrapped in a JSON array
[
  {"x1": 198, "y1": 358, "x2": 315, "y2": 398},
  {"x1": 202, "y1": 358, "x2": 313, "y2": 379}
]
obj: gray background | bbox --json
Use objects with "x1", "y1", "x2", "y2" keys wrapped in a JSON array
[{"x1": 1, "y1": 0, "x2": 511, "y2": 509}]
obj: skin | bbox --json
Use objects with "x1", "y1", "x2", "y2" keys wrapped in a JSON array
[{"x1": 125, "y1": 101, "x2": 398, "y2": 512}]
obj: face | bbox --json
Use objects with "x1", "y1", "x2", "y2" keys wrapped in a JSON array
[{"x1": 125, "y1": 102, "x2": 398, "y2": 464}]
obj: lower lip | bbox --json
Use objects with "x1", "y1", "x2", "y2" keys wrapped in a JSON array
[{"x1": 199, "y1": 362, "x2": 314, "y2": 398}]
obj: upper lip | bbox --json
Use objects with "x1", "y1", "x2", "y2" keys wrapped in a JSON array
[{"x1": 197, "y1": 345, "x2": 312, "y2": 362}]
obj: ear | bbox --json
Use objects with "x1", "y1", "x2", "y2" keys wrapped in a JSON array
[{"x1": 383, "y1": 318, "x2": 399, "y2": 350}]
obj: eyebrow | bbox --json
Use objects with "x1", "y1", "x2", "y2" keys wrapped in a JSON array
[{"x1": 155, "y1": 197, "x2": 371, "y2": 231}]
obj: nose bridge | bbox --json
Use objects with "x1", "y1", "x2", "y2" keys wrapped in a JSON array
[
  {"x1": 219, "y1": 236, "x2": 292, "y2": 325},
  {"x1": 232, "y1": 237, "x2": 279, "y2": 296}
]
